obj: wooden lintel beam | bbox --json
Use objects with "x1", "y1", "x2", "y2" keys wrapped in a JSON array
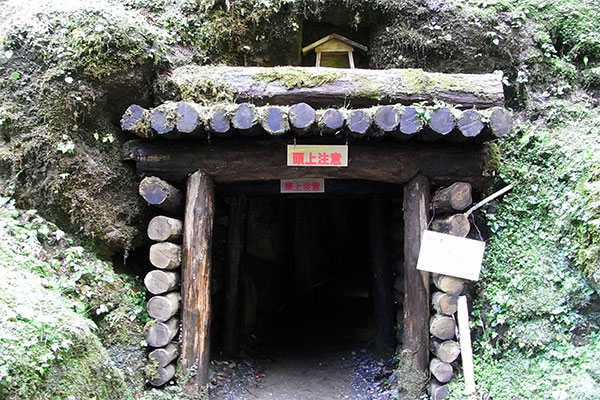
[{"x1": 123, "y1": 140, "x2": 490, "y2": 189}]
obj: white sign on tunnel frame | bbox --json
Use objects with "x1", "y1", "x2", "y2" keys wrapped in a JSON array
[{"x1": 416, "y1": 230, "x2": 485, "y2": 281}]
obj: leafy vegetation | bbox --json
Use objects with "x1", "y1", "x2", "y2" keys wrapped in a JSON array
[{"x1": 0, "y1": 198, "x2": 148, "y2": 399}]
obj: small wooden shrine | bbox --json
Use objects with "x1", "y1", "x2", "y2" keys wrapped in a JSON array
[
  {"x1": 302, "y1": 33, "x2": 367, "y2": 68},
  {"x1": 120, "y1": 65, "x2": 513, "y2": 397}
]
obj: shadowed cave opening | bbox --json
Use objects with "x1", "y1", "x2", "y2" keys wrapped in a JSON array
[{"x1": 210, "y1": 193, "x2": 400, "y2": 399}]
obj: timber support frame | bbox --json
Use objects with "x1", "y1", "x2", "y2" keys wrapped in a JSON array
[
  {"x1": 181, "y1": 170, "x2": 215, "y2": 394},
  {"x1": 400, "y1": 173, "x2": 431, "y2": 394}
]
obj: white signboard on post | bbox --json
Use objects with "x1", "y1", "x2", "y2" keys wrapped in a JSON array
[{"x1": 416, "y1": 230, "x2": 485, "y2": 281}]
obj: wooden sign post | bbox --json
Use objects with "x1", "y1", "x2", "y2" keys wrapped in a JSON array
[
  {"x1": 457, "y1": 296, "x2": 476, "y2": 396},
  {"x1": 417, "y1": 228, "x2": 485, "y2": 398}
]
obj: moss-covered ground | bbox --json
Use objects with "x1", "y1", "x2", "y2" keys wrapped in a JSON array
[{"x1": 0, "y1": 198, "x2": 147, "y2": 399}]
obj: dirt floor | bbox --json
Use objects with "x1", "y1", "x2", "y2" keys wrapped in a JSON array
[{"x1": 209, "y1": 292, "x2": 398, "y2": 400}]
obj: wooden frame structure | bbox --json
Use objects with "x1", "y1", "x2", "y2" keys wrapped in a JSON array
[{"x1": 129, "y1": 65, "x2": 511, "y2": 396}]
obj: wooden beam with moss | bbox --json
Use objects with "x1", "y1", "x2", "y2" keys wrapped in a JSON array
[{"x1": 156, "y1": 66, "x2": 505, "y2": 109}]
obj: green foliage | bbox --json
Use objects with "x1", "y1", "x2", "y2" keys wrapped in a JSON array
[
  {"x1": 464, "y1": 96, "x2": 600, "y2": 398},
  {"x1": 449, "y1": 335, "x2": 600, "y2": 399},
  {"x1": 0, "y1": 201, "x2": 139, "y2": 400},
  {"x1": 3, "y1": 2, "x2": 166, "y2": 80},
  {"x1": 455, "y1": 0, "x2": 600, "y2": 94},
  {"x1": 0, "y1": 201, "x2": 146, "y2": 346}
]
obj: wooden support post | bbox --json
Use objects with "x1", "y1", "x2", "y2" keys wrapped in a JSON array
[
  {"x1": 369, "y1": 194, "x2": 395, "y2": 353},
  {"x1": 224, "y1": 195, "x2": 248, "y2": 357},
  {"x1": 402, "y1": 174, "x2": 431, "y2": 371},
  {"x1": 181, "y1": 170, "x2": 215, "y2": 392},
  {"x1": 457, "y1": 295, "x2": 476, "y2": 395}
]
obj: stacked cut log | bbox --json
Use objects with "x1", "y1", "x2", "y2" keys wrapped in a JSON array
[
  {"x1": 121, "y1": 102, "x2": 512, "y2": 143},
  {"x1": 140, "y1": 177, "x2": 185, "y2": 387},
  {"x1": 427, "y1": 182, "x2": 472, "y2": 400}
]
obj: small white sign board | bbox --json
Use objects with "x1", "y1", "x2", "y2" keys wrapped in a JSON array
[{"x1": 416, "y1": 230, "x2": 485, "y2": 281}]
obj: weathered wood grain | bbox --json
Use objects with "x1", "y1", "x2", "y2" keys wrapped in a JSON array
[
  {"x1": 181, "y1": 170, "x2": 215, "y2": 390},
  {"x1": 123, "y1": 140, "x2": 491, "y2": 189},
  {"x1": 144, "y1": 270, "x2": 179, "y2": 295},
  {"x1": 159, "y1": 66, "x2": 505, "y2": 108},
  {"x1": 402, "y1": 174, "x2": 431, "y2": 372}
]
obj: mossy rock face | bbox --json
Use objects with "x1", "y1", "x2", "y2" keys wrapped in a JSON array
[{"x1": 0, "y1": 0, "x2": 165, "y2": 253}]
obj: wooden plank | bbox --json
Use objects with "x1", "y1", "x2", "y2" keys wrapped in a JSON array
[
  {"x1": 123, "y1": 140, "x2": 490, "y2": 189},
  {"x1": 223, "y1": 195, "x2": 248, "y2": 357},
  {"x1": 402, "y1": 174, "x2": 431, "y2": 371},
  {"x1": 181, "y1": 170, "x2": 215, "y2": 391},
  {"x1": 457, "y1": 296, "x2": 476, "y2": 395},
  {"x1": 369, "y1": 194, "x2": 395, "y2": 353}
]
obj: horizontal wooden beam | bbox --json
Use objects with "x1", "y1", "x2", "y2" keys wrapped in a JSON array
[
  {"x1": 121, "y1": 102, "x2": 512, "y2": 143},
  {"x1": 122, "y1": 140, "x2": 491, "y2": 189},
  {"x1": 157, "y1": 66, "x2": 504, "y2": 108}
]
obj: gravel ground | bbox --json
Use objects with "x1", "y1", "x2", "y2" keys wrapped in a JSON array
[{"x1": 209, "y1": 344, "x2": 397, "y2": 400}]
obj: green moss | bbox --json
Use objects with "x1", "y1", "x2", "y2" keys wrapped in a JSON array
[
  {"x1": 400, "y1": 68, "x2": 488, "y2": 96},
  {"x1": 178, "y1": 77, "x2": 234, "y2": 104},
  {"x1": 0, "y1": 203, "x2": 146, "y2": 398},
  {"x1": 352, "y1": 75, "x2": 383, "y2": 101},
  {"x1": 394, "y1": 350, "x2": 429, "y2": 399},
  {"x1": 483, "y1": 142, "x2": 501, "y2": 178},
  {"x1": 254, "y1": 67, "x2": 342, "y2": 89}
]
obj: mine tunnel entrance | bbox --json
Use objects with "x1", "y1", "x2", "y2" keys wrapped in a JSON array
[
  {"x1": 211, "y1": 186, "x2": 402, "y2": 399},
  {"x1": 246, "y1": 198, "x2": 374, "y2": 348}
]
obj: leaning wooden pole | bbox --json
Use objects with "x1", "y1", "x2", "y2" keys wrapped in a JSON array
[
  {"x1": 402, "y1": 174, "x2": 431, "y2": 377},
  {"x1": 369, "y1": 194, "x2": 396, "y2": 353},
  {"x1": 181, "y1": 170, "x2": 215, "y2": 393},
  {"x1": 224, "y1": 195, "x2": 248, "y2": 357}
]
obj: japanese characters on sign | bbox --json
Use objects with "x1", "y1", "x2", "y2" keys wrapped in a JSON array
[
  {"x1": 280, "y1": 179, "x2": 325, "y2": 193},
  {"x1": 416, "y1": 230, "x2": 486, "y2": 281},
  {"x1": 287, "y1": 145, "x2": 348, "y2": 167}
]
